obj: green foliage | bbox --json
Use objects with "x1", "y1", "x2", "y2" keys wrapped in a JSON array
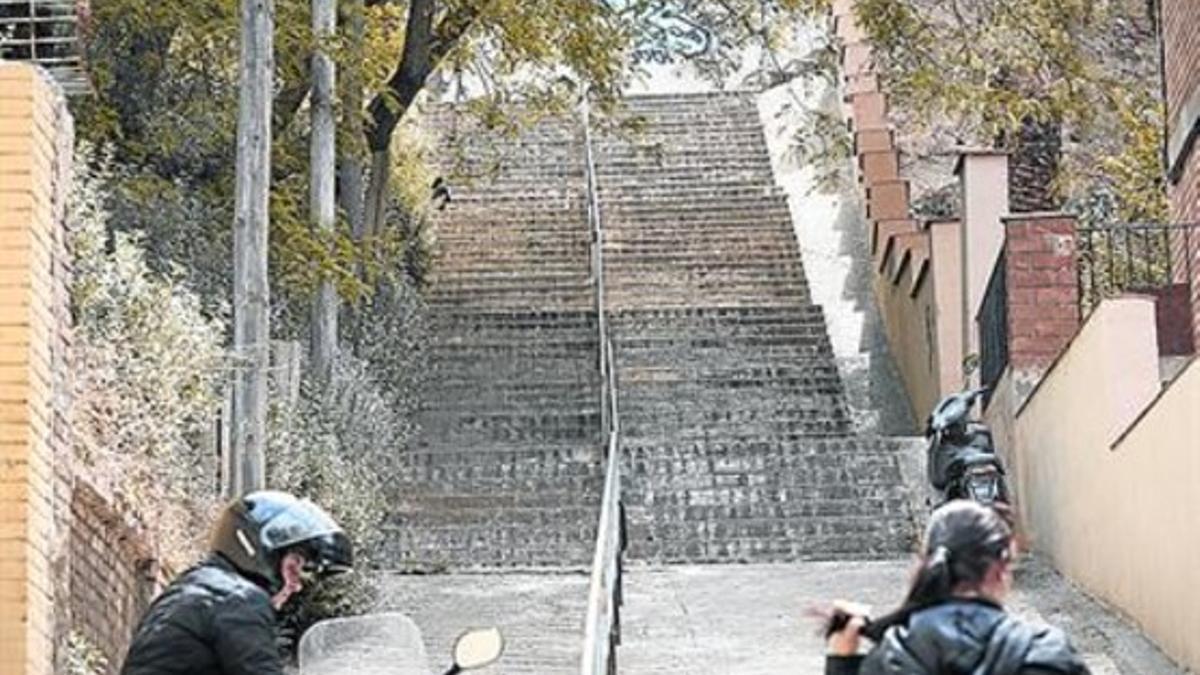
[
  {"x1": 848, "y1": 0, "x2": 1168, "y2": 222},
  {"x1": 1063, "y1": 89, "x2": 1170, "y2": 227},
  {"x1": 853, "y1": 0, "x2": 1099, "y2": 135},
  {"x1": 95, "y1": 164, "x2": 233, "y2": 308},
  {"x1": 347, "y1": 277, "x2": 430, "y2": 414},
  {"x1": 773, "y1": 47, "x2": 854, "y2": 194},
  {"x1": 71, "y1": 0, "x2": 844, "y2": 308},
  {"x1": 278, "y1": 571, "x2": 381, "y2": 657},
  {"x1": 74, "y1": 0, "x2": 417, "y2": 307},
  {"x1": 1076, "y1": 224, "x2": 1176, "y2": 314},
  {"x1": 70, "y1": 151, "x2": 226, "y2": 559}
]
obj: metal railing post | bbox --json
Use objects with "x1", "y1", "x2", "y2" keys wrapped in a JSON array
[{"x1": 1077, "y1": 223, "x2": 1199, "y2": 316}]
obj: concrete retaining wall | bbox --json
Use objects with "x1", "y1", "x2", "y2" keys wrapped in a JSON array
[{"x1": 1012, "y1": 297, "x2": 1200, "y2": 671}]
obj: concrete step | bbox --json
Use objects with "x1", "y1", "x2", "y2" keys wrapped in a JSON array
[
  {"x1": 602, "y1": 215, "x2": 794, "y2": 229},
  {"x1": 382, "y1": 525, "x2": 599, "y2": 568},
  {"x1": 626, "y1": 526, "x2": 914, "y2": 563},
  {"x1": 427, "y1": 293, "x2": 593, "y2": 310},
  {"x1": 428, "y1": 274, "x2": 592, "y2": 291},
  {"x1": 625, "y1": 448, "x2": 901, "y2": 475},
  {"x1": 418, "y1": 409, "x2": 601, "y2": 425},
  {"x1": 394, "y1": 470, "x2": 602, "y2": 492},
  {"x1": 393, "y1": 503, "x2": 602, "y2": 526},
  {"x1": 594, "y1": 165, "x2": 775, "y2": 181},
  {"x1": 600, "y1": 191, "x2": 788, "y2": 209}
]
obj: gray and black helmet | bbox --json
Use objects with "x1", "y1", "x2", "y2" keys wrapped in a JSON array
[{"x1": 210, "y1": 491, "x2": 353, "y2": 593}]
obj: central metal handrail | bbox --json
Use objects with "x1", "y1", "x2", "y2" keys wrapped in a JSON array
[
  {"x1": 579, "y1": 90, "x2": 625, "y2": 675},
  {"x1": 581, "y1": 91, "x2": 616, "y2": 436}
]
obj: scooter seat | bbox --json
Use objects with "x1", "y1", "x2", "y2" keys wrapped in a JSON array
[{"x1": 953, "y1": 449, "x2": 1004, "y2": 473}]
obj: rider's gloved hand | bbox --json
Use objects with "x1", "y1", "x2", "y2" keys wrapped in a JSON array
[{"x1": 825, "y1": 600, "x2": 871, "y2": 656}]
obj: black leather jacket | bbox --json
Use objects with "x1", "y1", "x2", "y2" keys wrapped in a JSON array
[
  {"x1": 827, "y1": 599, "x2": 1090, "y2": 675},
  {"x1": 120, "y1": 555, "x2": 285, "y2": 675}
]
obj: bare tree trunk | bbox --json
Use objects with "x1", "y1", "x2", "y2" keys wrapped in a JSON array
[
  {"x1": 362, "y1": 0, "x2": 435, "y2": 237},
  {"x1": 341, "y1": 159, "x2": 365, "y2": 240},
  {"x1": 339, "y1": 0, "x2": 368, "y2": 348},
  {"x1": 358, "y1": 0, "x2": 480, "y2": 236},
  {"x1": 230, "y1": 0, "x2": 274, "y2": 497},
  {"x1": 309, "y1": 0, "x2": 338, "y2": 383},
  {"x1": 362, "y1": 148, "x2": 392, "y2": 239}
]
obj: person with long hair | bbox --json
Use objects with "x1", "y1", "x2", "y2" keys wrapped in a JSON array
[{"x1": 824, "y1": 501, "x2": 1090, "y2": 674}]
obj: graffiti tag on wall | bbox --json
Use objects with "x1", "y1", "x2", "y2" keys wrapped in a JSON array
[{"x1": 609, "y1": 0, "x2": 715, "y2": 65}]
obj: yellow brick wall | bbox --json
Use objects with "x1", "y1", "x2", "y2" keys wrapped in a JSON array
[{"x1": 0, "y1": 63, "x2": 72, "y2": 675}]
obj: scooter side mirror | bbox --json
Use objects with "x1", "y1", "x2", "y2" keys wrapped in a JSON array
[{"x1": 452, "y1": 627, "x2": 504, "y2": 670}]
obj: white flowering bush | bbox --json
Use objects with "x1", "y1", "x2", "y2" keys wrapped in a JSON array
[
  {"x1": 70, "y1": 153, "x2": 227, "y2": 560},
  {"x1": 64, "y1": 632, "x2": 109, "y2": 675},
  {"x1": 269, "y1": 351, "x2": 419, "y2": 646},
  {"x1": 267, "y1": 353, "x2": 409, "y2": 560},
  {"x1": 349, "y1": 277, "x2": 429, "y2": 422},
  {"x1": 69, "y1": 149, "x2": 429, "y2": 643}
]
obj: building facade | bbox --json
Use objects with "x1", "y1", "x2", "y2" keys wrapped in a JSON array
[{"x1": 1162, "y1": 0, "x2": 1200, "y2": 340}]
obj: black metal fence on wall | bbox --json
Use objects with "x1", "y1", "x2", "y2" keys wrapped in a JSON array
[
  {"x1": 0, "y1": 0, "x2": 88, "y2": 94},
  {"x1": 976, "y1": 223, "x2": 1197, "y2": 400},
  {"x1": 1077, "y1": 224, "x2": 1194, "y2": 313},
  {"x1": 1077, "y1": 223, "x2": 1197, "y2": 355},
  {"x1": 978, "y1": 250, "x2": 1009, "y2": 398}
]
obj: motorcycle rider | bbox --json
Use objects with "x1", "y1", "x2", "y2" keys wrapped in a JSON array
[
  {"x1": 120, "y1": 490, "x2": 354, "y2": 675},
  {"x1": 824, "y1": 501, "x2": 1089, "y2": 674}
]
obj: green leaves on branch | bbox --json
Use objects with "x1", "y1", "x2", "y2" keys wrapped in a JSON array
[{"x1": 850, "y1": 0, "x2": 1167, "y2": 222}]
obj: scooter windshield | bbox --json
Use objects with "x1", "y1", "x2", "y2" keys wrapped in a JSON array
[{"x1": 298, "y1": 612, "x2": 432, "y2": 675}]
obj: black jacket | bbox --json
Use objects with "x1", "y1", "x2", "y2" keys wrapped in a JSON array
[
  {"x1": 121, "y1": 555, "x2": 285, "y2": 675},
  {"x1": 827, "y1": 599, "x2": 1090, "y2": 675}
]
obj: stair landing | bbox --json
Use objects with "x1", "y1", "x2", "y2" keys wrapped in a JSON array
[{"x1": 618, "y1": 559, "x2": 1180, "y2": 674}]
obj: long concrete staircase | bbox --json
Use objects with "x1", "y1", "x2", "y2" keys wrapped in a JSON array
[
  {"x1": 599, "y1": 94, "x2": 917, "y2": 564},
  {"x1": 381, "y1": 92, "x2": 920, "y2": 673},
  {"x1": 382, "y1": 116, "x2": 605, "y2": 570}
]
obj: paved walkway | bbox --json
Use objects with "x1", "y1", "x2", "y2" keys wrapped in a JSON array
[
  {"x1": 371, "y1": 556, "x2": 1181, "y2": 674},
  {"x1": 376, "y1": 571, "x2": 589, "y2": 674},
  {"x1": 619, "y1": 558, "x2": 1183, "y2": 674}
]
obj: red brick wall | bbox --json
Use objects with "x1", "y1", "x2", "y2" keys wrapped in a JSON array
[
  {"x1": 66, "y1": 482, "x2": 165, "y2": 674},
  {"x1": 1003, "y1": 215, "x2": 1081, "y2": 372},
  {"x1": 1161, "y1": 0, "x2": 1200, "y2": 352},
  {"x1": 1172, "y1": 127, "x2": 1200, "y2": 223},
  {"x1": 1166, "y1": 160, "x2": 1200, "y2": 344},
  {"x1": 1163, "y1": 0, "x2": 1200, "y2": 168},
  {"x1": 0, "y1": 64, "x2": 172, "y2": 675}
]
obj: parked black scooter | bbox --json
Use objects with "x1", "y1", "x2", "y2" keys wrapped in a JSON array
[{"x1": 925, "y1": 387, "x2": 1008, "y2": 506}]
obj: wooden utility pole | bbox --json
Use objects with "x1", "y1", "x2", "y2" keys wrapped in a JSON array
[
  {"x1": 310, "y1": 0, "x2": 338, "y2": 383},
  {"x1": 230, "y1": 0, "x2": 274, "y2": 497},
  {"x1": 340, "y1": 0, "x2": 366, "y2": 243}
]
